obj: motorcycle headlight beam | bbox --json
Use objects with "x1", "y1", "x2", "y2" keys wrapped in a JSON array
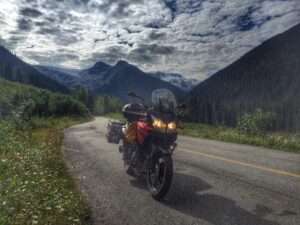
[
  {"x1": 167, "y1": 122, "x2": 177, "y2": 131},
  {"x1": 153, "y1": 119, "x2": 167, "y2": 130}
]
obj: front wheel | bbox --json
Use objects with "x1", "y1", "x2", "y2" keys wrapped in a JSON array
[{"x1": 147, "y1": 154, "x2": 173, "y2": 200}]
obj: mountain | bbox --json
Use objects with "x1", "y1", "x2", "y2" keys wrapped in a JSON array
[
  {"x1": 35, "y1": 65, "x2": 81, "y2": 89},
  {"x1": 0, "y1": 45, "x2": 68, "y2": 93},
  {"x1": 36, "y1": 62, "x2": 113, "y2": 92},
  {"x1": 149, "y1": 72, "x2": 199, "y2": 91},
  {"x1": 96, "y1": 61, "x2": 185, "y2": 102},
  {"x1": 187, "y1": 24, "x2": 300, "y2": 131},
  {"x1": 36, "y1": 61, "x2": 186, "y2": 101}
]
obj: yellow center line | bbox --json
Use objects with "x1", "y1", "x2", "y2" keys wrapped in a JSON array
[{"x1": 177, "y1": 147, "x2": 300, "y2": 179}]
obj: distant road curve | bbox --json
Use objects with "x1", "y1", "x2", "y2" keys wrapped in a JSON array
[{"x1": 62, "y1": 117, "x2": 300, "y2": 225}]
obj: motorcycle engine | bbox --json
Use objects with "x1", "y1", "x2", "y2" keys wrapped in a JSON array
[{"x1": 127, "y1": 143, "x2": 143, "y2": 169}]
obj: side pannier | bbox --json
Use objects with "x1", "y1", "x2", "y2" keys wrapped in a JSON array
[{"x1": 106, "y1": 119, "x2": 125, "y2": 144}]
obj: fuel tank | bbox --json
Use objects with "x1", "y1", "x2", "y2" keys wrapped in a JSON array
[{"x1": 136, "y1": 120, "x2": 151, "y2": 145}]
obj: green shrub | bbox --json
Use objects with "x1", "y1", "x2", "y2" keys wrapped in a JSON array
[{"x1": 237, "y1": 109, "x2": 276, "y2": 135}]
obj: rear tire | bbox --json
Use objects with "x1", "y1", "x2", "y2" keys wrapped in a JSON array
[{"x1": 147, "y1": 154, "x2": 173, "y2": 200}]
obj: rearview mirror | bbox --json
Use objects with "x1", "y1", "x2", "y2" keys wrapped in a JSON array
[
  {"x1": 176, "y1": 103, "x2": 187, "y2": 119},
  {"x1": 177, "y1": 103, "x2": 187, "y2": 109},
  {"x1": 128, "y1": 91, "x2": 137, "y2": 97},
  {"x1": 127, "y1": 91, "x2": 144, "y2": 104}
]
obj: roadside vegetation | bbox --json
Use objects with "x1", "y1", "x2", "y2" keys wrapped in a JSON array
[
  {"x1": 94, "y1": 95, "x2": 123, "y2": 115},
  {"x1": 0, "y1": 77, "x2": 92, "y2": 224},
  {"x1": 104, "y1": 112, "x2": 126, "y2": 122},
  {"x1": 179, "y1": 124, "x2": 300, "y2": 153},
  {"x1": 104, "y1": 110, "x2": 300, "y2": 153}
]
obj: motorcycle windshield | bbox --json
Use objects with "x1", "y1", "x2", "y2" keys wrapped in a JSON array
[{"x1": 151, "y1": 89, "x2": 177, "y2": 111}]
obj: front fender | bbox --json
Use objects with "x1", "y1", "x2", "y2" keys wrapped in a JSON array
[{"x1": 157, "y1": 146, "x2": 172, "y2": 155}]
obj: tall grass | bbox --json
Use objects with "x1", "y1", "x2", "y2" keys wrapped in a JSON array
[
  {"x1": 0, "y1": 117, "x2": 92, "y2": 225},
  {"x1": 179, "y1": 123, "x2": 300, "y2": 153}
]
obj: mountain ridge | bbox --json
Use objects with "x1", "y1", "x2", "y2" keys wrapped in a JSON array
[
  {"x1": 36, "y1": 60, "x2": 186, "y2": 101},
  {"x1": 0, "y1": 45, "x2": 68, "y2": 93},
  {"x1": 187, "y1": 23, "x2": 300, "y2": 131},
  {"x1": 36, "y1": 60, "x2": 198, "y2": 91}
]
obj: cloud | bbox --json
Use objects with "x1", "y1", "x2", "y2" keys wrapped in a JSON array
[
  {"x1": 19, "y1": 7, "x2": 42, "y2": 17},
  {"x1": 17, "y1": 18, "x2": 32, "y2": 30},
  {"x1": 133, "y1": 44, "x2": 175, "y2": 55},
  {"x1": 0, "y1": 0, "x2": 299, "y2": 80},
  {"x1": 147, "y1": 30, "x2": 167, "y2": 40}
]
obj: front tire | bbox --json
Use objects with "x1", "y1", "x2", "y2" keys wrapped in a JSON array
[{"x1": 147, "y1": 154, "x2": 173, "y2": 200}]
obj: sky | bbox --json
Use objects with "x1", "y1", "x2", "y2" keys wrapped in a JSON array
[{"x1": 0, "y1": 0, "x2": 299, "y2": 80}]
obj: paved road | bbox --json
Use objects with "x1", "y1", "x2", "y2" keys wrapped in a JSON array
[{"x1": 62, "y1": 117, "x2": 300, "y2": 225}]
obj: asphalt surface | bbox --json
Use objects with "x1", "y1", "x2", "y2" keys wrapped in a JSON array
[{"x1": 62, "y1": 117, "x2": 300, "y2": 225}]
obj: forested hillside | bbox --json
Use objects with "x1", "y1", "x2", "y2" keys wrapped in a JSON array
[
  {"x1": 187, "y1": 24, "x2": 300, "y2": 131},
  {"x1": 0, "y1": 45, "x2": 68, "y2": 93},
  {"x1": 0, "y1": 77, "x2": 88, "y2": 117}
]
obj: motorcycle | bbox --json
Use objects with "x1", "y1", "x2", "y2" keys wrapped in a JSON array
[{"x1": 107, "y1": 89, "x2": 185, "y2": 200}]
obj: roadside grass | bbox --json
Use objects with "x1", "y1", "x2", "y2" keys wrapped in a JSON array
[
  {"x1": 179, "y1": 123, "x2": 300, "y2": 153},
  {"x1": 104, "y1": 113, "x2": 300, "y2": 153},
  {"x1": 0, "y1": 117, "x2": 92, "y2": 225}
]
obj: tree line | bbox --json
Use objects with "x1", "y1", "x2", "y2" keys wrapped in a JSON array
[{"x1": 0, "y1": 77, "x2": 89, "y2": 118}]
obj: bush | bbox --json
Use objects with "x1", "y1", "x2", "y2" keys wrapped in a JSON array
[{"x1": 237, "y1": 109, "x2": 276, "y2": 135}]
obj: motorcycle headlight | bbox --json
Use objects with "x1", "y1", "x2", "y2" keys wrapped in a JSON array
[
  {"x1": 167, "y1": 122, "x2": 177, "y2": 132},
  {"x1": 167, "y1": 122, "x2": 176, "y2": 130},
  {"x1": 153, "y1": 119, "x2": 166, "y2": 131}
]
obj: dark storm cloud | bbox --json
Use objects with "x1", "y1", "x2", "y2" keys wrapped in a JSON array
[
  {"x1": 128, "y1": 52, "x2": 157, "y2": 64},
  {"x1": 124, "y1": 27, "x2": 142, "y2": 34},
  {"x1": 19, "y1": 7, "x2": 42, "y2": 17},
  {"x1": 94, "y1": 38, "x2": 105, "y2": 43},
  {"x1": 36, "y1": 24, "x2": 60, "y2": 35},
  {"x1": 89, "y1": 43, "x2": 174, "y2": 65},
  {"x1": 26, "y1": 50, "x2": 80, "y2": 65},
  {"x1": 132, "y1": 44, "x2": 175, "y2": 55},
  {"x1": 34, "y1": 18, "x2": 81, "y2": 45},
  {"x1": 17, "y1": 18, "x2": 32, "y2": 31},
  {"x1": 118, "y1": 40, "x2": 133, "y2": 47},
  {"x1": 127, "y1": 44, "x2": 176, "y2": 64},
  {"x1": 144, "y1": 23, "x2": 161, "y2": 29},
  {"x1": 54, "y1": 33, "x2": 81, "y2": 45},
  {"x1": 147, "y1": 30, "x2": 167, "y2": 40},
  {"x1": 89, "y1": 46, "x2": 127, "y2": 65},
  {"x1": 164, "y1": 0, "x2": 177, "y2": 20},
  {"x1": 236, "y1": 7, "x2": 257, "y2": 31},
  {"x1": 94, "y1": 0, "x2": 144, "y2": 18},
  {"x1": 164, "y1": 0, "x2": 203, "y2": 17},
  {"x1": 73, "y1": 0, "x2": 90, "y2": 4}
]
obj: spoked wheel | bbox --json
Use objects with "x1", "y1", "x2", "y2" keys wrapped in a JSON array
[{"x1": 147, "y1": 154, "x2": 173, "y2": 200}]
